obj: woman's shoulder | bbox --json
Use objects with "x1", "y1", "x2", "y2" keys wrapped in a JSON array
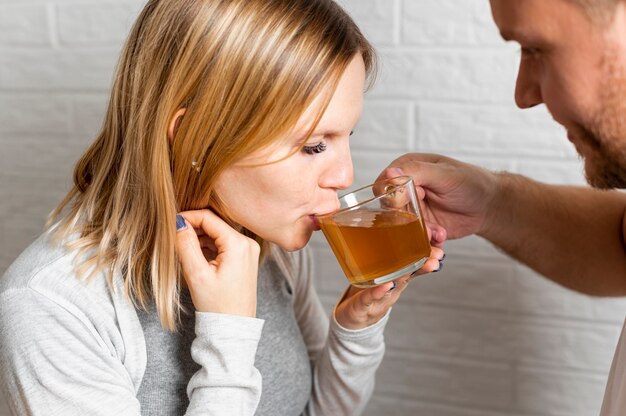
[
  {"x1": 0, "y1": 231, "x2": 127, "y2": 323},
  {"x1": 1, "y1": 232, "x2": 76, "y2": 292},
  {"x1": 0, "y1": 233, "x2": 147, "y2": 395}
]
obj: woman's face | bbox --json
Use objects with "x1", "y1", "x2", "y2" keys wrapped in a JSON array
[{"x1": 213, "y1": 54, "x2": 366, "y2": 251}]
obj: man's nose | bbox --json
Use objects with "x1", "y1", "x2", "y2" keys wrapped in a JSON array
[{"x1": 515, "y1": 60, "x2": 543, "y2": 109}]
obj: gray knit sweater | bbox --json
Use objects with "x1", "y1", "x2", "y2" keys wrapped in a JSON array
[{"x1": 0, "y1": 232, "x2": 389, "y2": 415}]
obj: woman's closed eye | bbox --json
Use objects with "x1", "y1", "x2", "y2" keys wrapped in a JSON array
[
  {"x1": 302, "y1": 142, "x2": 327, "y2": 154},
  {"x1": 301, "y1": 131, "x2": 353, "y2": 155}
]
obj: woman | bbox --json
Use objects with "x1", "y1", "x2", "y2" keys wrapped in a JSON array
[{"x1": 0, "y1": 0, "x2": 443, "y2": 415}]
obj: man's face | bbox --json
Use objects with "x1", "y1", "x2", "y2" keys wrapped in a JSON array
[{"x1": 490, "y1": 0, "x2": 626, "y2": 188}]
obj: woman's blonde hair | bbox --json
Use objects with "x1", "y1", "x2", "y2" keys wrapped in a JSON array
[{"x1": 48, "y1": 0, "x2": 376, "y2": 330}]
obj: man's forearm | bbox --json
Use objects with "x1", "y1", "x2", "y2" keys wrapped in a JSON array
[{"x1": 480, "y1": 173, "x2": 626, "y2": 296}]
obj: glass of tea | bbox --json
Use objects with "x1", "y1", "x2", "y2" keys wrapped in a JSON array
[{"x1": 315, "y1": 176, "x2": 431, "y2": 288}]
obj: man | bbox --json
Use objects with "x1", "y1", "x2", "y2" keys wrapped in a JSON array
[{"x1": 379, "y1": 0, "x2": 626, "y2": 414}]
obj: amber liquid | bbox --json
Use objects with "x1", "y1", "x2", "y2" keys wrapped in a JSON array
[{"x1": 319, "y1": 209, "x2": 431, "y2": 285}]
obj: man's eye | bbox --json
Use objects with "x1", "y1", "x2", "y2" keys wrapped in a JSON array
[
  {"x1": 521, "y1": 47, "x2": 540, "y2": 57},
  {"x1": 302, "y1": 142, "x2": 327, "y2": 155}
]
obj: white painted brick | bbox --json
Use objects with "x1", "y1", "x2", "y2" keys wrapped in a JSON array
[
  {"x1": 336, "y1": 0, "x2": 397, "y2": 46},
  {"x1": 57, "y1": 3, "x2": 142, "y2": 45},
  {"x1": 0, "y1": 4, "x2": 50, "y2": 45},
  {"x1": 402, "y1": 0, "x2": 502, "y2": 46},
  {"x1": 0, "y1": 173, "x2": 71, "y2": 221},
  {"x1": 511, "y1": 264, "x2": 626, "y2": 323},
  {"x1": 71, "y1": 94, "x2": 108, "y2": 136},
  {"x1": 442, "y1": 235, "x2": 506, "y2": 259},
  {"x1": 376, "y1": 351, "x2": 513, "y2": 409},
  {"x1": 515, "y1": 159, "x2": 587, "y2": 185},
  {"x1": 0, "y1": 172, "x2": 69, "y2": 275},
  {"x1": 371, "y1": 48, "x2": 518, "y2": 103},
  {"x1": 0, "y1": 134, "x2": 87, "y2": 177},
  {"x1": 406, "y1": 255, "x2": 514, "y2": 311},
  {"x1": 354, "y1": 100, "x2": 410, "y2": 151},
  {"x1": 351, "y1": 149, "x2": 411, "y2": 188},
  {"x1": 0, "y1": 94, "x2": 71, "y2": 133},
  {"x1": 515, "y1": 367, "x2": 607, "y2": 416},
  {"x1": 0, "y1": 49, "x2": 119, "y2": 91},
  {"x1": 365, "y1": 396, "x2": 528, "y2": 416},
  {"x1": 513, "y1": 318, "x2": 621, "y2": 372},
  {"x1": 386, "y1": 302, "x2": 513, "y2": 361},
  {"x1": 418, "y1": 102, "x2": 577, "y2": 159}
]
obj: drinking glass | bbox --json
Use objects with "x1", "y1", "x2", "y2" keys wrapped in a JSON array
[{"x1": 316, "y1": 176, "x2": 431, "y2": 288}]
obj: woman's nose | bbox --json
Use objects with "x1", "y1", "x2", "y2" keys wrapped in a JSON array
[{"x1": 321, "y1": 143, "x2": 353, "y2": 191}]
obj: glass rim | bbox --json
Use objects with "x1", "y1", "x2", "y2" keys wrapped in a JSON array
[{"x1": 315, "y1": 175, "x2": 413, "y2": 220}]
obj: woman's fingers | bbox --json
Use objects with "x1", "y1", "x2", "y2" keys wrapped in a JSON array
[
  {"x1": 180, "y1": 209, "x2": 240, "y2": 246},
  {"x1": 335, "y1": 246, "x2": 445, "y2": 330},
  {"x1": 175, "y1": 215, "x2": 214, "y2": 282},
  {"x1": 175, "y1": 210, "x2": 260, "y2": 317},
  {"x1": 410, "y1": 246, "x2": 445, "y2": 278}
]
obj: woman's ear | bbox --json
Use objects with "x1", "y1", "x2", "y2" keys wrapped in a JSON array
[{"x1": 168, "y1": 108, "x2": 187, "y2": 144}]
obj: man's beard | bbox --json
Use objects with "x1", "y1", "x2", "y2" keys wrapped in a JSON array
[
  {"x1": 578, "y1": 124, "x2": 626, "y2": 189},
  {"x1": 576, "y1": 50, "x2": 626, "y2": 189}
]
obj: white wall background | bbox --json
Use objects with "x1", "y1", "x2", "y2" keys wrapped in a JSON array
[{"x1": 1, "y1": 1, "x2": 625, "y2": 415}]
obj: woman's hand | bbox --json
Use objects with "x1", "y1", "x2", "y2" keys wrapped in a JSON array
[
  {"x1": 334, "y1": 246, "x2": 445, "y2": 330},
  {"x1": 175, "y1": 210, "x2": 260, "y2": 317}
]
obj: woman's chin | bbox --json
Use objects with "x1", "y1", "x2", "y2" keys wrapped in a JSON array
[{"x1": 272, "y1": 230, "x2": 312, "y2": 252}]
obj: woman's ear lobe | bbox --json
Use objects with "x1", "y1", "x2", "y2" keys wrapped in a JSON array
[{"x1": 168, "y1": 108, "x2": 187, "y2": 144}]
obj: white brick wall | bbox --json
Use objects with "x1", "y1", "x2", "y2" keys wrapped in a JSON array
[{"x1": 1, "y1": 1, "x2": 625, "y2": 415}]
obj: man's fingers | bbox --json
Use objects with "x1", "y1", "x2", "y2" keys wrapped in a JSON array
[{"x1": 426, "y1": 221, "x2": 447, "y2": 247}]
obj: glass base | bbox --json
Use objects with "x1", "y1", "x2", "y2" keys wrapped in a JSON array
[{"x1": 350, "y1": 257, "x2": 428, "y2": 288}]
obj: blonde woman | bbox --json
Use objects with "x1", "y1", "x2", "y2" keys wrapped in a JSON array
[{"x1": 0, "y1": 0, "x2": 443, "y2": 415}]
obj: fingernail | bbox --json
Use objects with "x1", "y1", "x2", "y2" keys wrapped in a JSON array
[
  {"x1": 433, "y1": 262, "x2": 443, "y2": 273},
  {"x1": 440, "y1": 253, "x2": 446, "y2": 262},
  {"x1": 176, "y1": 214, "x2": 187, "y2": 232},
  {"x1": 389, "y1": 167, "x2": 404, "y2": 177},
  {"x1": 410, "y1": 270, "x2": 419, "y2": 279},
  {"x1": 386, "y1": 281, "x2": 398, "y2": 293}
]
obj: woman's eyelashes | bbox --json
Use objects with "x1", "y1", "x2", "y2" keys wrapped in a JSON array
[
  {"x1": 302, "y1": 142, "x2": 327, "y2": 155},
  {"x1": 301, "y1": 131, "x2": 353, "y2": 155}
]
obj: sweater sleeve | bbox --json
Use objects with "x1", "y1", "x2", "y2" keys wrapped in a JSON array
[
  {"x1": 0, "y1": 286, "x2": 265, "y2": 416},
  {"x1": 290, "y1": 247, "x2": 389, "y2": 416},
  {"x1": 185, "y1": 312, "x2": 264, "y2": 415},
  {"x1": 0, "y1": 287, "x2": 142, "y2": 416}
]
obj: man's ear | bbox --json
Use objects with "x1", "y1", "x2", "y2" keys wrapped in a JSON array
[{"x1": 168, "y1": 108, "x2": 187, "y2": 144}]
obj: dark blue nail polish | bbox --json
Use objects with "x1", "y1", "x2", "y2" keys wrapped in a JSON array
[
  {"x1": 176, "y1": 214, "x2": 187, "y2": 231},
  {"x1": 433, "y1": 262, "x2": 444, "y2": 273},
  {"x1": 410, "y1": 270, "x2": 419, "y2": 279},
  {"x1": 440, "y1": 253, "x2": 446, "y2": 261},
  {"x1": 387, "y1": 281, "x2": 398, "y2": 292}
]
